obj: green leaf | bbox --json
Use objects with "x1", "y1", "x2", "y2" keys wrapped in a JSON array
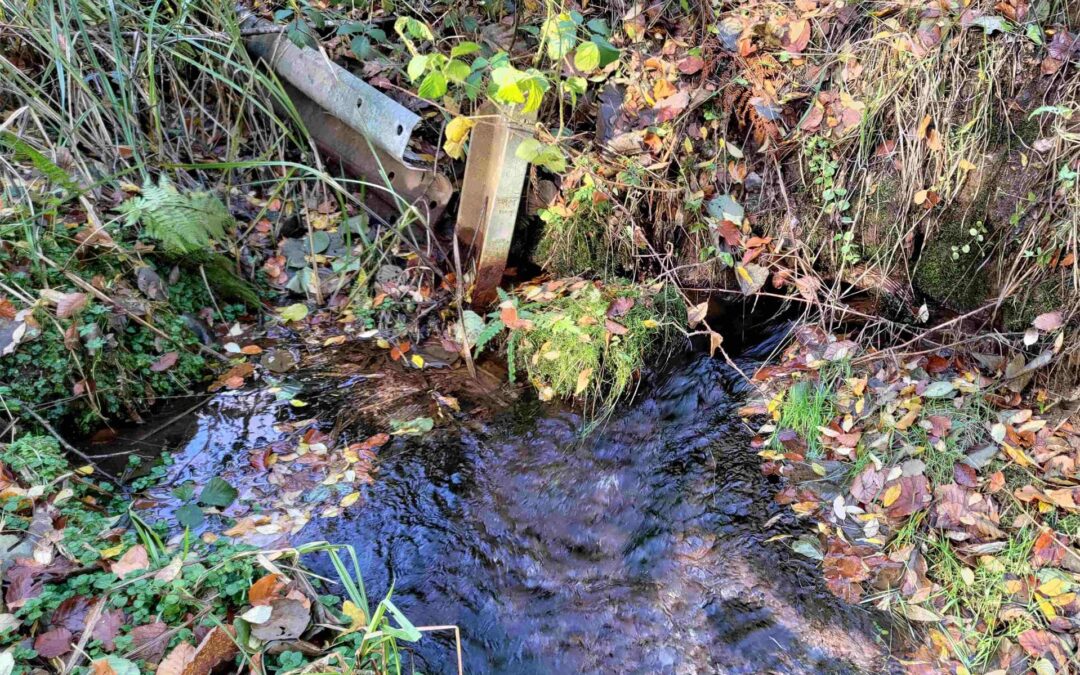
[
  {"x1": 390, "y1": 417, "x2": 435, "y2": 435},
  {"x1": 176, "y1": 503, "x2": 205, "y2": 529},
  {"x1": 407, "y1": 54, "x2": 429, "y2": 81},
  {"x1": 198, "y1": 477, "x2": 238, "y2": 508},
  {"x1": 450, "y1": 41, "x2": 481, "y2": 58},
  {"x1": 278, "y1": 303, "x2": 309, "y2": 323},
  {"x1": 586, "y1": 18, "x2": 610, "y2": 36},
  {"x1": 542, "y1": 13, "x2": 577, "y2": 60},
  {"x1": 444, "y1": 59, "x2": 471, "y2": 84},
  {"x1": 590, "y1": 34, "x2": 620, "y2": 67},
  {"x1": 417, "y1": 70, "x2": 448, "y2": 99},
  {"x1": 573, "y1": 41, "x2": 600, "y2": 72},
  {"x1": 1026, "y1": 23, "x2": 1043, "y2": 45},
  {"x1": 350, "y1": 35, "x2": 373, "y2": 59},
  {"x1": 515, "y1": 138, "x2": 567, "y2": 173},
  {"x1": 923, "y1": 381, "x2": 956, "y2": 398},
  {"x1": 286, "y1": 20, "x2": 318, "y2": 49}
]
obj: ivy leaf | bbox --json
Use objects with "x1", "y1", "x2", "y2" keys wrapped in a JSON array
[
  {"x1": 199, "y1": 477, "x2": 238, "y2": 508},
  {"x1": 573, "y1": 41, "x2": 601, "y2": 72},
  {"x1": 417, "y1": 70, "x2": 447, "y2": 99}
]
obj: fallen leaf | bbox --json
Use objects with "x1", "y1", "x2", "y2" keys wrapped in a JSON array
[
  {"x1": 1033, "y1": 311, "x2": 1063, "y2": 332},
  {"x1": 55, "y1": 292, "x2": 88, "y2": 319},
  {"x1": 111, "y1": 545, "x2": 149, "y2": 578},
  {"x1": 150, "y1": 352, "x2": 179, "y2": 372},
  {"x1": 34, "y1": 626, "x2": 73, "y2": 658},
  {"x1": 250, "y1": 598, "x2": 310, "y2": 642}
]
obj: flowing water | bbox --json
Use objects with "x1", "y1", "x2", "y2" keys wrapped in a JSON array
[{"x1": 98, "y1": 333, "x2": 896, "y2": 674}]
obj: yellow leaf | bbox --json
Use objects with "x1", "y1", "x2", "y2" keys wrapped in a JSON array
[
  {"x1": 641, "y1": 319, "x2": 659, "y2": 328},
  {"x1": 1038, "y1": 577, "x2": 1069, "y2": 597},
  {"x1": 340, "y1": 492, "x2": 361, "y2": 508},
  {"x1": 882, "y1": 483, "x2": 902, "y2": 507},
  {"x1": 811, "y1": 463, "x2": 826, "y2": 476},
  {"x1": 443, "y1": 116, "x2": 476, "y2": 159},
  {"x1": 75, "y1": 465, "x2": 94, "y2": 476},
  {"x1": 323, "y1": 335, "x2": 347, "y2": 346},
  {"x1": 410, "y1": 354, "x2": 425, "y2": 369},
  {"x1": 958, "y1": 159, "x2": 977, "y2": 171},
  {"x1": 960, "y1": 567, "x2": 975, "y2": 586},
  {"x1": 575, "y1": 367, "x2": 593, "y2": 396},
  {"x1": 341, "y1": 600, "x2": 367, "y2": 632},
  {"x1": 1037, "y1": 595, "x2": 1057, "y2": 620},
  {"x1": 289, "y1": 399, "x2": 308, "y2": 407},
  {"x1": 99, "y1": 544, "x2": 125, "y2": 559}
]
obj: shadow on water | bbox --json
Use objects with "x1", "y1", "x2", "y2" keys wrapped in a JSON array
[{"x1": 95, "y1": 327, "x2": 897, "y2": 673}]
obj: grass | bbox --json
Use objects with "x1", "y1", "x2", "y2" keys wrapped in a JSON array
[
  {"x1": 770, "y1": 361, "x2": 848, "y2": 459},
  {"x1": 922, "y1": 530, "x2": 1037, "y2": 669},
  {"x1": 502, "y1": 280, "x2": 685, "y2": 418},
  {"x1": 900, "y1": 395, "x2": 994, "y2": 486}
]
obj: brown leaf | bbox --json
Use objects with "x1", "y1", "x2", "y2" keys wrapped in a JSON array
[
  {"x1": 150, "y1": 352, "x2": 179, "y2": 372},
  {"x1": 93, "y1": 608, "x2": 125, "y2": 651},
  {"x1": 654, "y1": 91, "x2": 689, "y2": 123},
  {"x1": 850, "y1": 465, "x2": 884, "y2": 504},
  {"x1": 250, "y1": 598, "x2": 310, "y2": 642},
  {"x1": 953, "y1": 462, "x2": 978, "y2": 488},
  {"x1": 677, "y1": 55, "x2": 704, "y2": 74},
  {"x1": 249, "y1": 573, "x2": 288, "y2": 606},
  {"x1": 184, "y1": 625, "x2": 238, "y2": 675},
  {"x1": 1033, "y1": 311, "x2": 1063, "y2": 332},
  {"x1": 56, "y1": 292, "x2": 89, "y2": 319},
  {"x1": 111, "y1": 545, "x2": 150, "y2": 578},
  {"x1": 606, "y1": 296, "x2": 635, "y2": 318},
  {"x1": 129, "y1": 622, "x2": 170, "y2": 663},
  {"x1": 52, "y1": 594, "x2": 92, "y2": 633},
  {"x1": 605, "y1": 318, "x2": 628, "y2": 336},
  {"x1": 156, "y1": 643, "x2": 196, "y2": 675},
  {"x1": 883, "y1": 475, "x2": 932, "y2": 518},
  {"x1": 1032, "y1": 529, "x2": 1068, "y2": 568},
  {"x1": 34, "y1": 626, "x2": 73, "y2": 658}
]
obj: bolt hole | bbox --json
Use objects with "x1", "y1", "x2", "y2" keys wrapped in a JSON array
[
  {"x1": 429, "y1": 200, "x2": 438, "y2": 209},
  {"x1": 396, "y1": 124, "x2": 404, "y2": 135},
  {"x1": 356, "y1": 99, "x2": 363, "y2": 109},
  {"x1": 387, "y1": 171, "x2": 396, "y2": 181}
]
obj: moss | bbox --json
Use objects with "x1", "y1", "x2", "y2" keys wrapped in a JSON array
[
  {"x1": 857, "y1": 173, "x2": 903, "y2": 249},
  {"x1": 913, "y1": 218, "x2": 993, "y2": 310},
  {"x1": 1002, "y1": 276, "x2": 1067, "y2": 330}
]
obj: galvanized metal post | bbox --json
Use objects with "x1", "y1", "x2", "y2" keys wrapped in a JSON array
[{"x1": 456, "y1": 106, "x2": 536, "y2": 308}]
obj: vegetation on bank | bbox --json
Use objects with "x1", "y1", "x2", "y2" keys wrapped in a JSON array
[
  {"x1": 746, "y1": 322, "x2": 1079, "y2": 673},
  {"x1": 0, "y1": 436, "x2": 426, "y2": 675}
]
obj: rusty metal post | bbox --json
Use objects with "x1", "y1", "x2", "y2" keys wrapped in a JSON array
[{"x1": 456, "y1": 106, "x2": 536, "y2": 308}]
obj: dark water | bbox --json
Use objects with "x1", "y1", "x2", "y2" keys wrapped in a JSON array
[{"x1": 101, "y1": 337, "x2": 894, "y2": 674}]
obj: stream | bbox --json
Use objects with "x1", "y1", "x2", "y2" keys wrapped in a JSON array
[{"x1": 95, "y1": 330, "x2": 897, "y2": 674}]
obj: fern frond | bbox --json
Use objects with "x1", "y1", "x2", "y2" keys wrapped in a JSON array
[
  {"x1": 473, "y1": 318, "x2": 505, "y2": 354},
  {"x1": 0, "y1": 131, "x2": 79, "y2": 193},
  {"x1": 119, "y1": 176, "x2": 234, "y2": 254}
]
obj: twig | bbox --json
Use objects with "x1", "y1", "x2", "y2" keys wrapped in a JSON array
[{"x1": 16, "y1": 402, "x2": 121, "y2": 484}]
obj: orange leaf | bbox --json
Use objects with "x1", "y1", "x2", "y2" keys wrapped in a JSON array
[
  {"x1": 249, "y1": 573, "x2": 288, "y2": 606},
  {"x1": 653, "y1": 78, "x2": 677, "y2": 100}
]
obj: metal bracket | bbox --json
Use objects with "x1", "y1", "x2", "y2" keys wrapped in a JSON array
[
  {"x1": 241, "y1": 15, "x2": 451, "y2": 226},
  {"x1": 456, "y1": 106, "x2": 536, "y2": 308}
]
